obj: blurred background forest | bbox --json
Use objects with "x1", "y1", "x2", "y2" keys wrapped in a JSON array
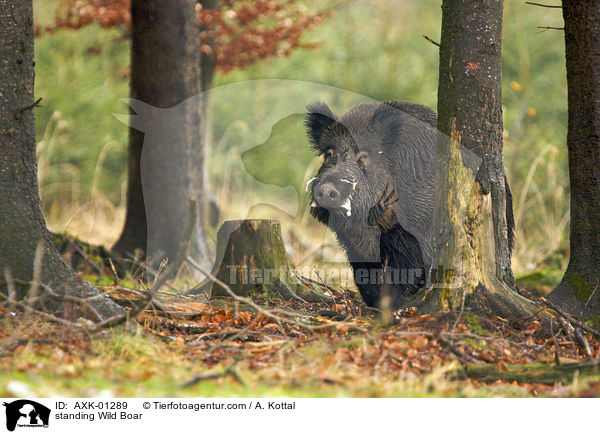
[{"x1": 32, "y1": 0, "x2": 568, "y2": 292}]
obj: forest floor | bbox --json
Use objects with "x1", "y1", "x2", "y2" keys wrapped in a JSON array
[{"x1": 1, "y1": 279, "x2": 600, "y2": 398}]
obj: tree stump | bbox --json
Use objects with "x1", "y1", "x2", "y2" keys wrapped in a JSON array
[{"x1": 191, "y1": 219, "x2": 329, "y2": 302}]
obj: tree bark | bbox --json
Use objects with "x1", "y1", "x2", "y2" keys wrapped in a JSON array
[
  {"x1": 112, "y1": 0, "x2": 210, "y2": 274},
  {"x1": 548, "y1": 0, "x2": 600, "y2": 319},
  {"x1": 0, "y1": 0, "x2": 124, "y2": 320},
  {"x1": 199, "y1": 0, "x2": 219, "y2": 227},
  {"x1": 199, "y1": 0, "x2": 218, "y2": 94},
  {"x1": 411, "y1": 0, "x2": 543, "y2": 326},
  {"x1": 436, "y1": 0, "x2": 515, "y2": 289}
]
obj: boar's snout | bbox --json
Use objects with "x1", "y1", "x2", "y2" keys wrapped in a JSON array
[{"x1": 314, "y1": 182, "x2": 341, "y2": 208}]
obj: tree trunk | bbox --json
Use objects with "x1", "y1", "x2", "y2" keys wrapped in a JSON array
[
  {"x1": 199, "y1": 0, "x2": 219, "y2": 227},
  {"x1": 436, "y1": 0, "x2": 515, "y2": 289},
  {"x1": 412, "y1": 0, "x2": 543, "y2": 326},
  {"x1": 548, "y1": 0, "x2": 600, "y2": 319},
  {"x1": 112, "y1": 0, "x2": 210, "y2": 274},
  {"x1": 190, "y1": 220, "x2": 329, "y2": 302},
  {"x1": 417, "y1": 124, "x2": 541, "y2": 323},
  {"x1": 0, "y1": 0, "x2": 124, "y2": 320},
  {"x1": 199, "y1": 0, "x2": 218, "y2": 94}
]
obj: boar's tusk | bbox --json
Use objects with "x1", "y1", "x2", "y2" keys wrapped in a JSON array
[
  {"x1": 341, "y1": 197, "x2": 352, "y2": 217},
  {"x1": 311, "y1": 201, "x2": 318, "y2": 208},
  {"x1": 305, "y1": 177, "x2": 317, "y2": 192}
]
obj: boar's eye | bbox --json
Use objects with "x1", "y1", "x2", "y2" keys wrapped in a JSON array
[
  {"x1": 324, "y1": 149, "x2": 335, "y2": 160},
  {"x1": 356, "y1": 151, "x2": 369, "y2": 167}
]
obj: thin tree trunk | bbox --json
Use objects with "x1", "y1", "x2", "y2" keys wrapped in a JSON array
[
  {"x1": 0, "y1": 0, "x2": 124, "y2": 320},
  {"x1": 413, "y1": 0, "x2": 543, "y2": 326},
  {"x1": 112, "y1": 0, "x2": 210, "y2": 273},
  {"x1": 199, "y1": 0, "x2": 218, "y2": 94},
  {"x1": 199, "y1": 0, "x2": 219, "y2": 226},
  {"x1": 548, "y1": 0, "x2": 600, "y2": 319}
]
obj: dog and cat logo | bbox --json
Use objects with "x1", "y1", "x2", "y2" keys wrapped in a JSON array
[{"x1": 2, "y1": 400, "x2": 50, "y2": 431}]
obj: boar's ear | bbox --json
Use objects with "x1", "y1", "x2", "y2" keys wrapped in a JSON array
[
  {"x1": 306, "y1": 102, "x2": 337, "y2": 152},
  {"x1": 370, "y1": 101, "x2": 405, "y2": 148}
]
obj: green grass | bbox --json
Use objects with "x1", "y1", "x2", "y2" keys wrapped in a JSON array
[
  {"x1": 34, "y1": 15, "x2": 129, "y2": 206},
  {"x1": 4, "y1": 322, "x2": 600, "y2": 398},
  {"x1": 0, "y1": 326, "x2": 565, "y2": 398}
]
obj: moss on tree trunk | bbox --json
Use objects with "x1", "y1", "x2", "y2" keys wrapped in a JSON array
[
  {"x1": 547, "y1": 0, "x2": 600, "y2": 320},
  {"x1": 191, "y1": 220, "x2": 330, "y2": 302},
  {"x1": 410, "y1": 123, "x2": 544, "y2": 326},
  {"x1": 406, "y1": 0, "x2": 548, "y2": 328}
]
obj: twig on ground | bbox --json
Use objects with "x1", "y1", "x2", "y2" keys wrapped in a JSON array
[
  {"x1": 186, "y1": 256, "x2": 364, "y2": 333},
  {"x1": 63, "y1": 236, "x2": 105, "y2": 275},
  {"x1": 451, "y1": 287, "x2": 467, "y2": 333},
  {"x1": 556, "y1": 316, "x2": 594, "y2": 359},
  {"x1": 540, "y1": 297, "x2": 600, "y2": 339},
  {"x1": 437, "y1": 334, "x2": 485, "y2": 364},
  {"x1": 393, "y1": 330, "x2": 487, "y2": 364},
  {"x1": 108, "y1": 258, "x2": 120, "y2": 285},
  {"x1": 125, "y1": 256, "x2": 180, "y2": 293},
  {"x1": 295, "y1": 273, "x2": 337, "y2": 295},
  {"x1": 550, "y1": 320, "x2": 561, "y2": 366},
  {"x1": 182, "y1": 361, "x2": 245, "y2": 388},
  {"x1": 574, "y1": 327, "x2": 594, "y2": 359}
]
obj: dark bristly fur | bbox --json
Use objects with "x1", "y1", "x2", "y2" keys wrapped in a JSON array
[{"x1": 306, "y1": 100, "x2": 515, "y2": 310}]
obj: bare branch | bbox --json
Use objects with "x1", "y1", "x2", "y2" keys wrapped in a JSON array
[
  {"x1": 525, "y1": 2, "x2": 562, "y2": 8},
  {"x1": 537, "y1": 26, "x2": 565, "y2": 31},
  {"x1": 437, "y1": 334, "x2": 485, "y2": 364},
  {"x1": 423, "y1": 35, "x2": 440, "y2": 47},
  {"x1": 295, "y1": 273, "x2": 337, "y2": 295},
  {"x1": 107, "y1": 258, "x2": 120, "y2": 285},
  {"x1": 17, "y1": 97, "x2": 43, "y2": 113}
]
